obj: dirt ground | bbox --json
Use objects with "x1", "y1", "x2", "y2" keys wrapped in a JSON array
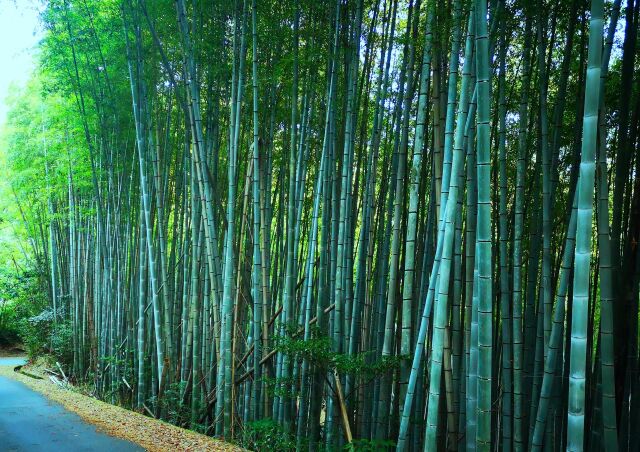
[{"x1": 0, "y1": 343, "x2": 26, "y2": 357}]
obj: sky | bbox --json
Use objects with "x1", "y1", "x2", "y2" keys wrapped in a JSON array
[{"x1": 0, "y1": 0, "x2": 42, "y2": 126}]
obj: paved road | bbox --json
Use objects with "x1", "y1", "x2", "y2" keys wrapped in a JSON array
[
  {"x1": 0, "y1": 358, "x2": 142, "y2": 452},
  {"x1": 0, "y1": 357, "x2": 27, "y2": 367}
]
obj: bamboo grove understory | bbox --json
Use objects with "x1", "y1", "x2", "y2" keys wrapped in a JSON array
[{"x1": 4, "y1": 0, "x2": 640, "y2": 450}]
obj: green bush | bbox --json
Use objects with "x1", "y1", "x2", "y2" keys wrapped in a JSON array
[
  {"x1": 50, "y1": 321, "x2": 73, "y2": 364},
  {"x1": 0, "y1": 268, "x2": 49, "y2": 351},
  {"x1": 148, "y1": 381, "x2": 190, "y2": 427},
  {"x1": 344, "y1": 439, "x2": 396, "y2": 451},
  {"x1": 0, "y1": 299, "x2": 20, "y2": 345},
  {"x1": 20, "y1": 308, "x2": 55, "y2": 359},
  {"x1": 18, "y1": 307, "x2": 73, "y2": 365},
  {"x1": 240, "y1": 418, "x2": 297, "y2": 452}
]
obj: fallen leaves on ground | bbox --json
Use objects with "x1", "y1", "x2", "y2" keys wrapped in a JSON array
[{"x1": 0, "y1": 364, "x2": 243, "y2": 452}]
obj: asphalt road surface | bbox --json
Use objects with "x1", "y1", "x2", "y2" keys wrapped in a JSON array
[{"x1": 0, "y1": 357, "x2": 141, "y2": 451}]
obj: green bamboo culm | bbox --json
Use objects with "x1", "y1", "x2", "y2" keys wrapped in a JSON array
[
  {"x1": 395, "y1": 2, "x2": 436, "y2": 448},
  {"x1": 511, "y1": 11, "x2": 531, "y2": 450},
  {"x1": 594, "y1": 2, "x2": 623, "y2": 448},
  {"x1": 567, "y1": 0, "x2": 604, "y2": 450},
  {"x1": 250, "y1": 0, "x2": 263, "y2": 422},
  {"x1": 474, "y1": 0, "x2": 493, "y2": 449},
  {"x1": 424, "y1": 7, "x2": 474, "y2": 449},
  {"x1": 497, "y1": 13, "x2": 512, "y2": 451},
  {"x1": 531, "y1": 188, "x2": 578, "y2": 450}
]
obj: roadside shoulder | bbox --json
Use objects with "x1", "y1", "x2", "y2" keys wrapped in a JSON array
[{"x1": 0, "y1": 365, "x2": 242, "y2": 452}]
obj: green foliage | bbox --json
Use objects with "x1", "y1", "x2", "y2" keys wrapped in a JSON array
[
  {"x1": 50, "y1": 321, "x2": 73, "y2": 364},
  {"x1": 273, "y1": 329, "x2": 404, "y2": 378},
  {"x1": 343, "y1": 439, "x2": 396, "y2": 451},
  {"x1": 100, "y1": 352, "x2": 134, "y2": 379},
  {"x1": 263, "y1": 375, "x2": 298, "y2": 399},
  {"x1": 240, "y1": 418, "x2": 297, "y2": 452},
  {"x1": 20, "y1": 308, "x2": 55, "y2": 359},
  {"x1": 273, "y1": 326, "x2": 333, "y2": 365},
  {"x1": 20, "y1": 307, "x2": 73, "y2": 365},
  {"x1": 0, "y1": 299, "x2": 20, "y2": 345},
  {"x1": 148, "y1": 381, "x2": 191, "y2": 426},
  {"x1": 0, "y1": 268, "x2": 48, "y2": 348}
]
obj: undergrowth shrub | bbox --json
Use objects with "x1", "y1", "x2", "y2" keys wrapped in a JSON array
[
  {"x1": 0, "y1": 268, "x2": 47, "y2": 348},
  {"x1": 240, "y1": 418, "x2": 297, "y2": 451}
]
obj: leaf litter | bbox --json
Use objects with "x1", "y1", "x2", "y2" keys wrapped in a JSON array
[{"x1": 0, "y1": 363, "x2": 244, "y2": 451}]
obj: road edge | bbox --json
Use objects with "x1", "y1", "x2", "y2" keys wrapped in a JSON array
[{"x1": 0, "y1": 365, "x2": 241, "y2": 452}]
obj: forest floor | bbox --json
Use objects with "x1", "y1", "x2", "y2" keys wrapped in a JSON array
[
  {"x1": 0, "y1": 360, "x2": 243, "y2": 451},
  {"x1": 0, "y1": 343, "x2": 26, "y2": 356}
]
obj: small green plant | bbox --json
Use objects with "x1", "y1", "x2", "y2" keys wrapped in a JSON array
[
  {"x1": 50, "y1": 321, "x2": 73, "y2": 364},
  {"x1": 273, "y1": 329, "x2": 404, "y2": 378},
  {"x1": 20, "y1": 308, "x2": 55, "y2": 359},
  {"x1": 263, "y1": 375, "x2": 299, "y2": 398},
  {"x1": 240, "y1": 418, "x2": 296, "y2": 452},
  {"x1": 148, "y1": 381, "x2": 190, "y2": 426},
  {"x1": 344, "y1": 439, "x2": 396, "y2": 451}
]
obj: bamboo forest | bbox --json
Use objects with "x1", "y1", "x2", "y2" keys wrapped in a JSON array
[{"x1": 0, "y1": 0, "x2": 639, "y2": 450}]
